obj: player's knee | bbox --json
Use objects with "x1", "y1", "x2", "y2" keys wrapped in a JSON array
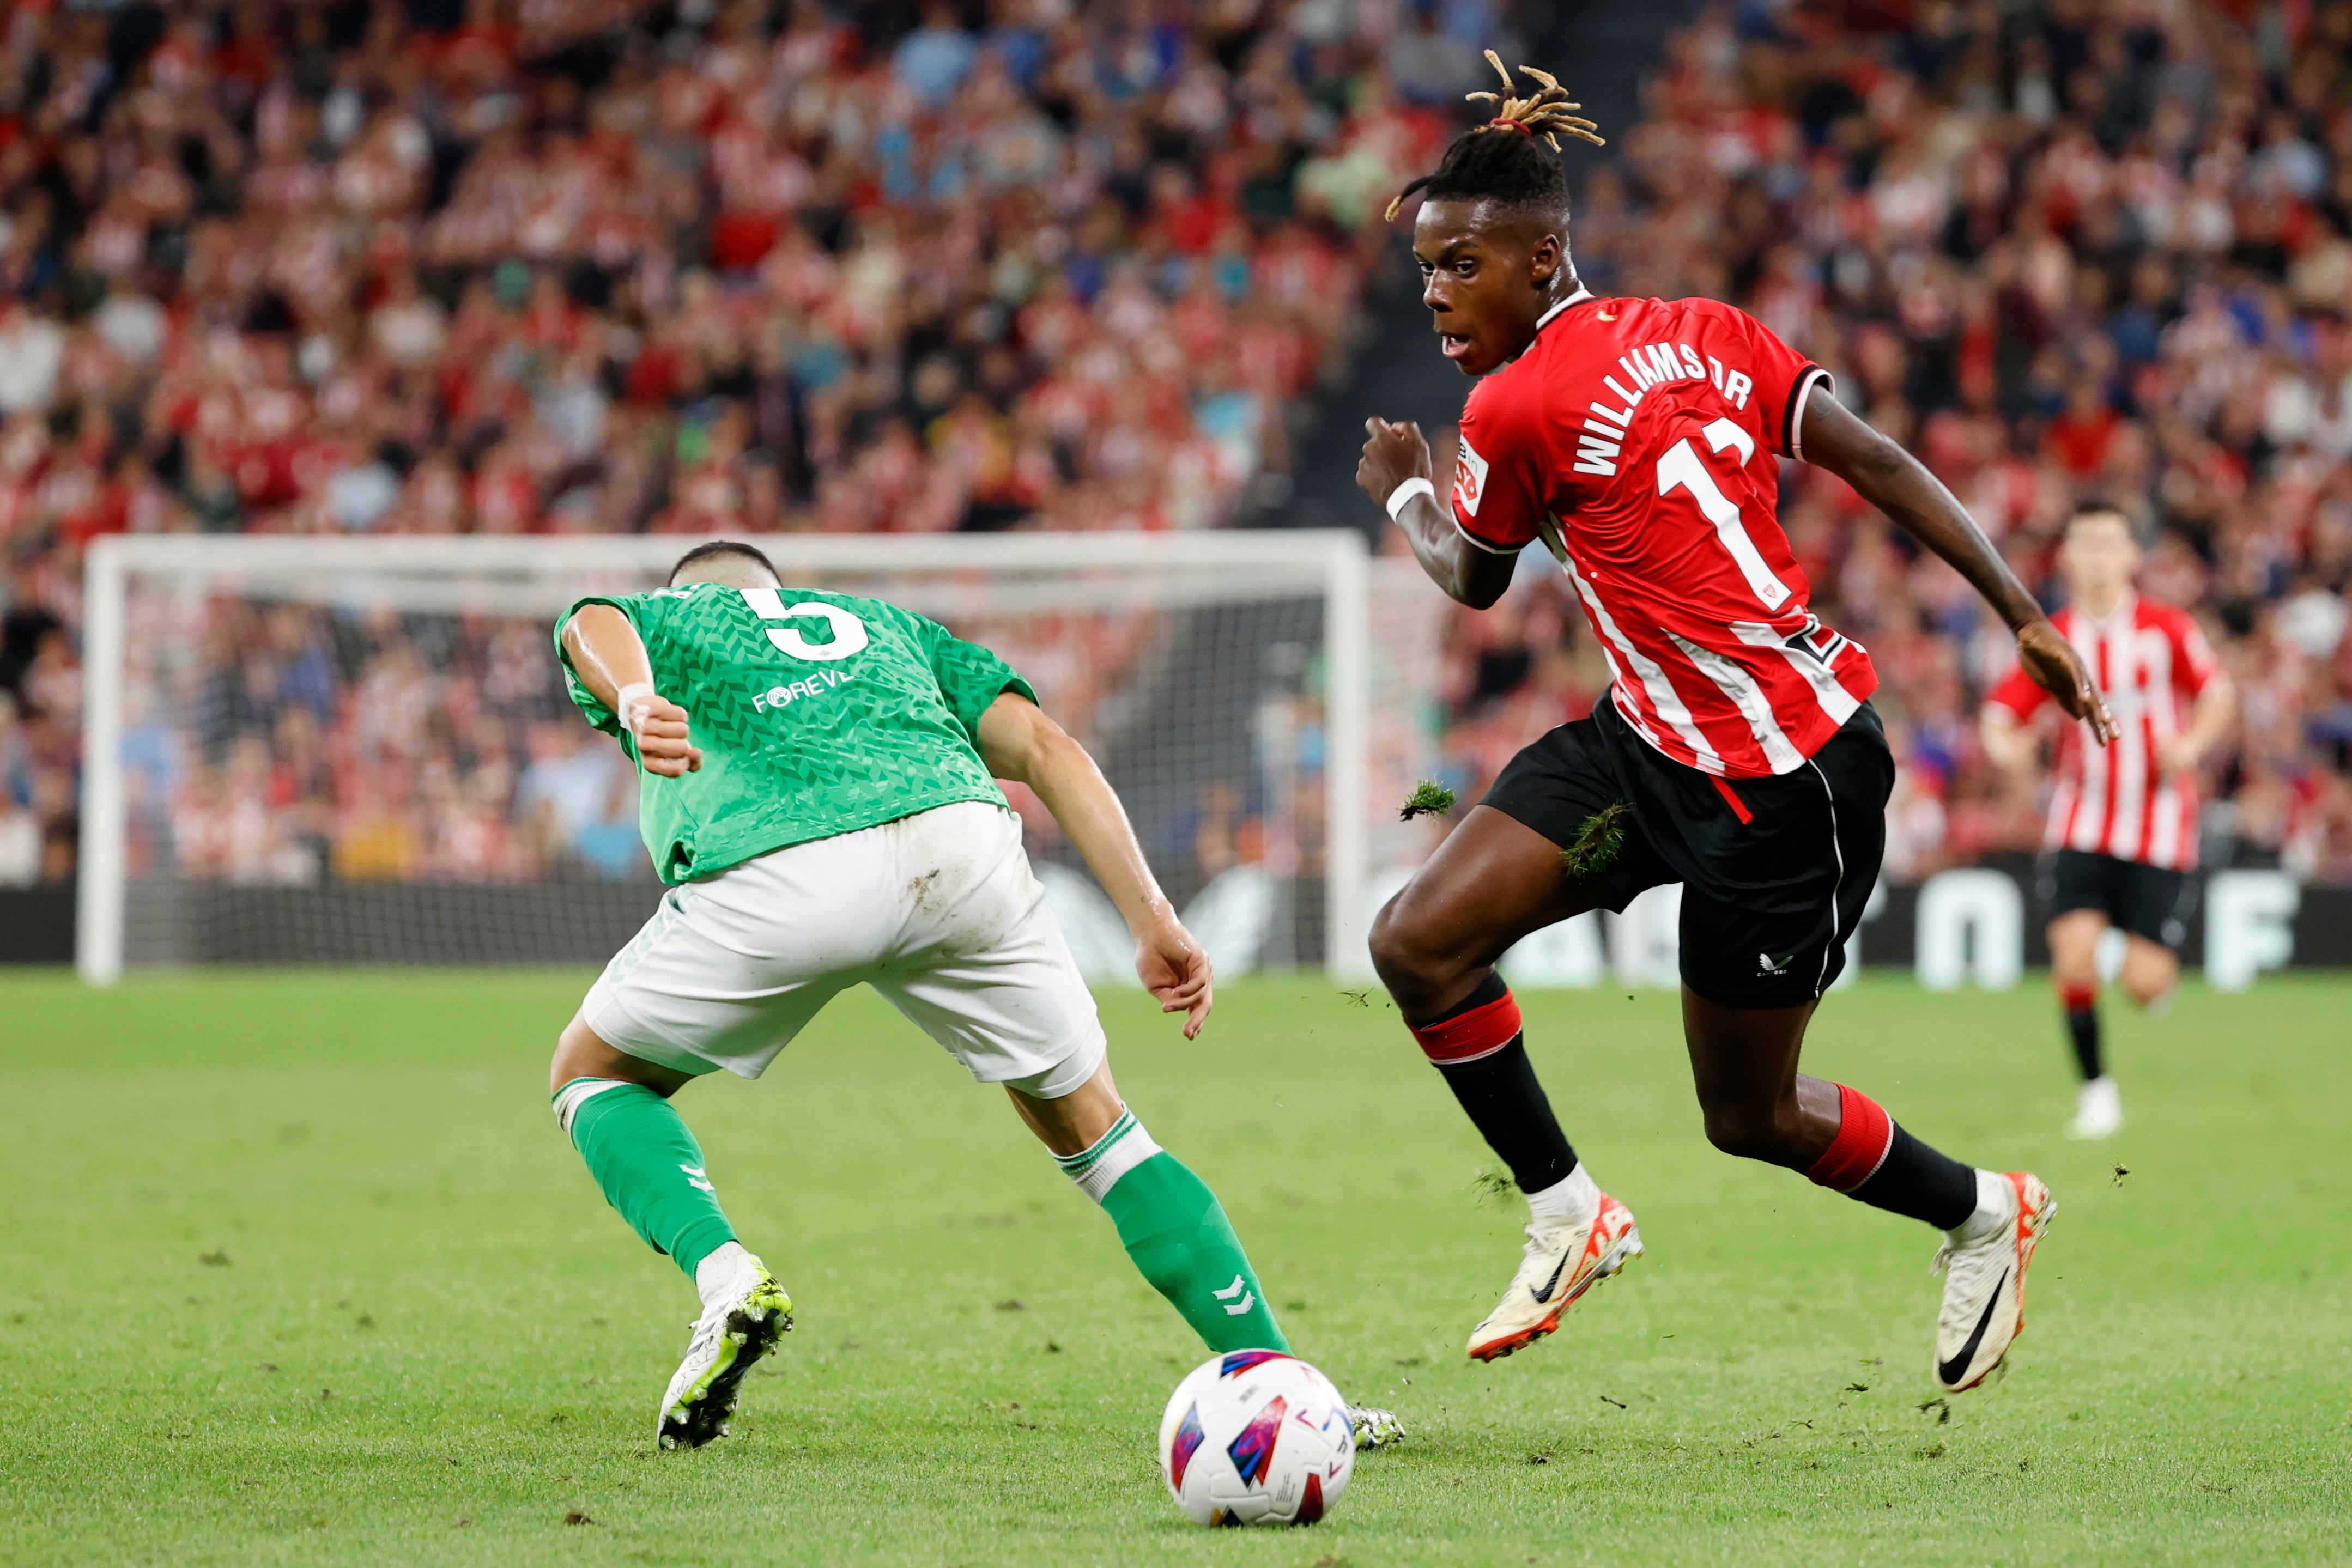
[
  {"x1": 2047, "y1": 934, "x2": 2098, "y2": 977},
  {"x1": 549, "y1": 1016, "x2": 603, "y2": 1097},
  {"x1": 1368, "y1": 897, "x2": 1460, "y2": 1011},
  {"x1": 1365, "y1": 893, "x2": 1413, "y2": 971}
]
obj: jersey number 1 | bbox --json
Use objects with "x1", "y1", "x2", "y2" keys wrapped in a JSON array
[
  {"x1": 740, "y1": 588, "x2": 869, "y2": 661},
  {"x1": 1654, "y1": 418, "x2": 1792, "y2": 611}
]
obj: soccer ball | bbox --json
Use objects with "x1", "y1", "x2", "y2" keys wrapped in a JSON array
[{"x1": 1157, "y1": 1350, "x2": 1354, "y2": 1526}]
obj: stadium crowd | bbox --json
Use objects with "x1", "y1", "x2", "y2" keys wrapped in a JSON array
[
  {"x1": 8, "y1": 0, "x2": 2351, "y2": 897},
  {"x1": 1430, "y1": 0, "x2": 2352, "y2": 884},
  {"x1": 0, "y1": 0, "x2": 1499, "y2": 886}
]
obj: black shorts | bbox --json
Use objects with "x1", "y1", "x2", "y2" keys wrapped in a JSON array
[
  {"x1": 1483, "y1": 698, "x2": 1894, "y2": 1008},
  {"x1": 2042, "y1": 849, "x2": 2192, "y2": 949}
]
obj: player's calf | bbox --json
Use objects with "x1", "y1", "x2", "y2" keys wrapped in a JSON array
[
  {"x1": 554, "y1": 1062, "x2": 795, "y2": 1448},
  {"x1": 2119, "y1": 941, "x2": 2178, "y2": 1014},
  {"x1": 1053, "y1": 1108, "x2": 1290, "y2": 1355},
  {"x1": 554, "y1": 1075, "x2": 740, "y2": 1279},
  {"x1": 1403, "y1": 973, "x2": 1583, "y2": 1206},
  {"x1": 1799, "y1": 1083, "x2": 1979, "y2": 1229},
  {"x1": 1395, "y1": 973, "x2": 1641, "y2": 1360},
  {"x1": 2054, "y1": 977, "x2": 2124, "y2": 1139},
  {"x1": 2056, "y1": 976, "x2": 2104, "y2": 1080}
]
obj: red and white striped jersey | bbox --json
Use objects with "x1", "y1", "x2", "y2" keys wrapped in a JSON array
[
  {"x1": 1984, "y1": 592, "x2": 2220, "y2": 869},
  {"x1": 1450, "y1": 291, "x2": 1877, "y2": 779}
]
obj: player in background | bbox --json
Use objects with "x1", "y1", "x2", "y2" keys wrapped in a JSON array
[
  {"x1": 1354, "y1": 58, "x2": 2114, "y2": 1394},
  {"x1": 548, "y1": 540, "x2": 1396, "y2": 1450},
  {"x1": 1981, "y1": 502, "x2": 2234, "y2": 1140}
]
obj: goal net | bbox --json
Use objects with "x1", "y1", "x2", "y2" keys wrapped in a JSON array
[{"x1": 80, "y1": 532, "x2": 1444, "y2": 984}]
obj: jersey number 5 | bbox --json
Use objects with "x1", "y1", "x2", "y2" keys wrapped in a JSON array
[
  {"x1": 740, "y1": 588, "x2": 869, "y2": 662},
  {"x1": 1654, "y1": 418, "x2": 1792, "y2": 611}
]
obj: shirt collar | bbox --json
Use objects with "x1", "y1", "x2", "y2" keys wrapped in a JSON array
[
  {"x1": 1535, "y1": 287, "x2": 1595, "y2": 332},
  {"x1": 1501, "y1": 288, "x2": 1596, "y2": 368}
]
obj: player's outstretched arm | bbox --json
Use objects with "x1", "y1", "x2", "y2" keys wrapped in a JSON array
[
  {"x1": 1799, "y1": 394, "x2": 2118, "y2": 746},
  {"x1": 1357, "y1": 417, "x2": 1518, "y2": 609},
  {"x1": 978, "y1": 693, "x2": 1211, "y2": 1038},
  {"x1": 559, "y1": 605, "x2": 703, "y2": 777}
]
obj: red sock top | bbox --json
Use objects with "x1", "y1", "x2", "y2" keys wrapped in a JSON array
[
  {"x1": 1805, "y1": 1083, "x2": 1894, "y2": 1193},
  {"x1": 1409, "y1": 990, "x2": 1524, "y2": 1065}
]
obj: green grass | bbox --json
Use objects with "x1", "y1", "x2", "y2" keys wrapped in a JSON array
[{"x1": 2, "y1": 971, "x2": 2348, "y2": 1566}]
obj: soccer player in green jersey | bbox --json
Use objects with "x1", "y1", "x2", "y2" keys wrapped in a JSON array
[{"x1": 549, "y1": 540, "x2": 1395, "y2": 1451}]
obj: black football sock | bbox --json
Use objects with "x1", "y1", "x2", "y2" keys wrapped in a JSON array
[
  {"x1": 1405, "y1": 971, "x2": 1579, "y2": 1195},
  {"x1": 1806, "y1": 1084, "x2": 1979, "y2": 1231},
  {"x1": 2060, "y1": 982, "x2": 2103, "y2": 1080}
]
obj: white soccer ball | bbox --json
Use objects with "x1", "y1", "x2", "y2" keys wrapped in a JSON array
[{"x1": 1157, "y1": 1350, "x2": 1354, "y2": 1527}]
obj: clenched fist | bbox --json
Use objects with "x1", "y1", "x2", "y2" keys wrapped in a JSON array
[
  {"x1": 1358, "y1": 417, "x2": 1434, "y2": 511},
  {"x1": 620, "y1": 687, "x2": 704, "y2": 777}
]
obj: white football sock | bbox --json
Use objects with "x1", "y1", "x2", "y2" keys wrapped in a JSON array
[
  {"x1": 1051, "y1": 1110, "x2": 1162, "y2": 1205},
  {"x1": 1524, "y1": 1163, "x2": 1598, "y2": 1226},
  {"x1": 694, "y1": 1241, "x2": 757, "y2": 1309},
  {"x1": 1948, "y1": 1169, "x2": 2016, "y2": 1244}
]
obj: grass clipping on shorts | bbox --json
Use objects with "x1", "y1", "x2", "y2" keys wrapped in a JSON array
[
  {"x1": 1399, "y1": 780, "x2": 1458, "y2": 821},
  {"x1": 1560, "y1": 801, "x2": 1630, "y2": 880}
]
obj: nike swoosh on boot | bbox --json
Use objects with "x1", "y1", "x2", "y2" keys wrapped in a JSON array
[{"x1": 1937, "y1": 1266, "x2": 2009, "y2": 1386}]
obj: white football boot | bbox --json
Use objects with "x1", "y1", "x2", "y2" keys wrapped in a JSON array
[
  {"x1": 1343, "y1": 1403, "x2": 1405, "y2": 1449},
  {"x1": 1931, "y1": 1171, "x2": 2055, "y2": 1393},
  {"x1": 1465, "y1": 1190, "x2": 1642, "y2": 1362},
  {"x1": 2065, "y1": 1077, "x2": 2123, "y2": 1140},
  {"x1": 657, "y1": 1247, "x2": 793, "y2": 1450}
]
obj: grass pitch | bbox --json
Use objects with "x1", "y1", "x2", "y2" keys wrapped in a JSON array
[{"x1": 2, "y1": 970, "x2": 2347, "y2": 1566}]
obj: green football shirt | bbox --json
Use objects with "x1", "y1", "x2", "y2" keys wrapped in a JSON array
[{"x1": 556, "y1": 584, "x2": 1035, "y2": 884}]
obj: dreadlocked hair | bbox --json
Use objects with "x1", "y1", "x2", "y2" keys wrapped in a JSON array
[{"x1": 1384, "y1": 51, "x2": 1605, "y2": 224}]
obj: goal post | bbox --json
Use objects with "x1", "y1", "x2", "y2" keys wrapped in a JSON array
[{"x1": 79, "y1": 530, "x2": 1433, "y2": 986}]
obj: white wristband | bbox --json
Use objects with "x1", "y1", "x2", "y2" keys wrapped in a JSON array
[
  {"x1": 1385, "y1": 476, "x2": 1438, "y2": 521},
  {"x1": 614, "y1": 681, "x2": 656, "y2": 734}
]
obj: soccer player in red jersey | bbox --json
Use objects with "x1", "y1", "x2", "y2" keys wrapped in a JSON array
[
  {"x1": 1982, "y1": 502, "x2": 2235, "y2": 1140},
  {"x1": 1353, "y1": 60, "x2": 2115, "y2": 1393}
]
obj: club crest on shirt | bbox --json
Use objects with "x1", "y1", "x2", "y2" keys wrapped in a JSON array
[{"x1": 1453, "y1": 435, "x2": 1490, "y2": 516}]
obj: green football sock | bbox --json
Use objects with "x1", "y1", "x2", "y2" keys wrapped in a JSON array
[
  {"x1": 1056, "y1": 1111, "x2": 1289, "y2": 1354},
  {"x1": 553, "y1": 1078, "x2": 737, "y2": 1280}
]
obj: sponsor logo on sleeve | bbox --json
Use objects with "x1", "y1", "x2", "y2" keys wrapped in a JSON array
[{"x1": 1453, "y1": 435, "x2": 1490, "y2": 518}]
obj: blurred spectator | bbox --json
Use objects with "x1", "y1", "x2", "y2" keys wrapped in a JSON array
[{"x1": 0, "y1": 692, "x2": 37, "y2": 887}]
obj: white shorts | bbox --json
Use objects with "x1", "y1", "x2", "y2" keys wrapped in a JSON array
[{"x1": 583, "y1": 800, "x2": 1108, "y2": 1099}]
